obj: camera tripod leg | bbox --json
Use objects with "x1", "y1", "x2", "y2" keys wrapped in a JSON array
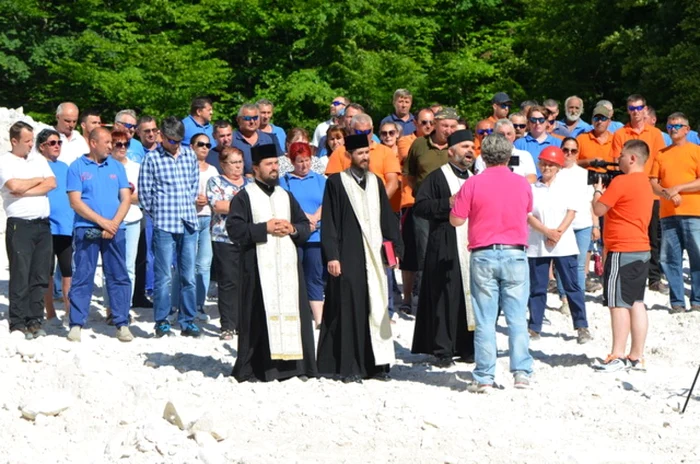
[{"x1": 681, "y1": 365, "x2": 700, "y2": 414}]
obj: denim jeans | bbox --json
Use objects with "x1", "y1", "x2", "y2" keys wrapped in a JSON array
[
  {"x1": 153, "y1": 226, "x2": 197, "y2": 326},
  {"x1": 103, "y1": 220, "x2": 140, "y2": 308},
  {"x1": 171, "y1": 216, "x2": 213, "y2": 311},
  {"x1": 660, "y1": 216, "x2": 700, "y2": 307},
  {"x1": 556, "y1": 227, "x2": 592, "y2": 296},
  {"x1": 469, "y1": 248, "x2": 533, "y2": 385}
]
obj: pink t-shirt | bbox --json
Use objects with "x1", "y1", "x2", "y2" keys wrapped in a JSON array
[{"x1": 451, "y1": 166, "x2": 532, "y2": 249}]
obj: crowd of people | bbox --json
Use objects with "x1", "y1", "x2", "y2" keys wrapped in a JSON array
[{"x1": 2, "y1": 89, "x2": 699, "y2": 389}]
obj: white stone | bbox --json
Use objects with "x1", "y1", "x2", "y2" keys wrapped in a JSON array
[
  {"x1": 189, "y1": 413, "x2": 229, "y2": 441},
  {"x1": 20, "y1": 391, "x2": 73, "y2": 420}
]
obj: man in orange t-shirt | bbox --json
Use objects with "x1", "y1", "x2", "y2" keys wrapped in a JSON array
[
  {"x1": 474, "y1": 119, "x2": 495, "y2": 156},
  {"x1": 577, "y1": 105, "x2": 614, "y2": 172},
  {"x1": 592, "y1": 139, "x2": 654, "y2": 372},
  {"x1": 650, "y1": 112, "x2": 700, "y2": 314},
  {"x1": 486, "y1": 92, "x2": 512, "y2": 124},
  {"x1": 610, "y1": 94, "x2": 667, "y2": 293}
]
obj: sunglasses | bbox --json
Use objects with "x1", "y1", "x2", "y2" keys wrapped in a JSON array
[
  {"x1": 562, "y1": 148, "x2": 579, "y2": 155},
  {"x1": 331, "y1": 101, "x2": 345, "y2": 107},
  {"x1": 44, "y1": 140, "x2": 63, "y2": 147},
  {"x1": 166, "y1": 138, "x2": 182, "y2": 145},
  {"x1": 628, "y1": 105, "x2": 645, "y2": 112},
  {"x1": 354, "y1": 129, "x2": 372, "y2": 135},
  {"x1": 529, "y1": 117, "x2": 546, "y2": 124},
  {"x1": 114, "y1": 141, "x2": 130, "y2": 149},
  {"x1": 195, "y1": 141, "x2": 212, "y2": 148},
  {"x1": 117, "y1": 121, "x2": 137, "y2": 130},
  {"x1": 593, "y1": 115, "x2": 610, "y2": 122},
  {"x1": 380, "y1": 130, "x2": 396, "y2": 137},
  {"x1": 241, "y1": 115, "x2": 259, "y2": 122},
  {"x1": 419, "y1": 120, "x2": 434, "y2": 126},
  {"x1": 667, "y1": 123, "x2": 687, "y2": 131},
  {"x1": 477, "y1": 128, "x2": 494, "y2": 136},
  {"x1": 498, "y1": 103, "x2": 511, "y2": 110},
  {"x1": 141, "y1": 128, "x2": 158, "y2": 134},
  {"x1": 547, "y1": 119, "x2": 556, "y2": 125},
  {"x1": 513, "y1": 124, "x2": 526, "y2": 130}
]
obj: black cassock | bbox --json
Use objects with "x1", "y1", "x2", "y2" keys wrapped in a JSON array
[
  {"x1": 411, "y1": 164, "x2": 475, "y2": 361},
  {"x1": 226, "y1": 180, "x2": 318, "y2": 382},
  {"x1": 317, "y1": 173, "x2": 402, "y2": 379}
]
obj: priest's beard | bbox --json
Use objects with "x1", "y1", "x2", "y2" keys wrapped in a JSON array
[
  {"x1": 350, "y1": 162, "x2": 369, "y2": 178},
  {"x1": 259, "y1": 172, "x2": 279, "y2": 187},
  {"x1": 453, "y1": 154, "x2": 473, "y2": 170}
]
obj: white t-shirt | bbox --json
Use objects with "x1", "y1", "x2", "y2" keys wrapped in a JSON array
[
  {"x1": 0, "y1": 152, "x2": 54, "y2": 219},
  {"x1": 122, "y1": 159, "x2": 143, "y2": 224},
  {"x1": 311, "y1": 119, "x2": 332, "y2": 148},
  {"x1": 57, "y1": 129, "x2": 89, "y2": 166},
  {"x1": 555, "y1": 164, "x2": 593, "y2": 230},
  {"x1": 197, "y1": 165, "x2": 219, "y2": 217},
  {"x1": 474, "y1": 147, "x2": 536, "y2": 178},
  {"x1": 527, "y1": 177, "x2": 579, "y2": 258}
]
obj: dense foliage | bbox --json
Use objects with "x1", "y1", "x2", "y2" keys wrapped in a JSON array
[{"x1": 1, "y1": 0, "x2": 698, "y2": 130}]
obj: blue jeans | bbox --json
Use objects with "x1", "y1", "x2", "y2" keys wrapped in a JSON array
[
  {"x1": 153, "y1": 226, "x2": 197, "y2": 326},
  {"x1": 145, "y1": 214, "x2": 154, "y2": 294},
  {"x1": 69, "y1": 228, "x2": 130, "y2": 328},
  {"x1": 171, "y1": 216, "x2": 213, "y2": 311},
  {"x1": 103, "y1": 220, "x2": 141, "y2": 307},
  {"x1": 556, "y1": 227, "x2": 592, "y2": 296},
  {"x1": 660, "y1": 216, "x2": 700, "y2": 307},
  {"x1": 469, "y1": 248, "x2": 533, "y2": 385}
]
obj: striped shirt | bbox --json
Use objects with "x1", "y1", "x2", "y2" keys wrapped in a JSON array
[{"x1": 139, "y1": 145, "x2": 199, "y2": 233}]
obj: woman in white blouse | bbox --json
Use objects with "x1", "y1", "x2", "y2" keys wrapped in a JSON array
[{"x1": 527, "y1": 146, "x2": 592, "y2": 344}]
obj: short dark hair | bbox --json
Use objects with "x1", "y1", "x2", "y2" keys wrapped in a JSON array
[
  {"x1": 80, "y1": 109, "x2": 101, "y2": 124},
  {"x1": 160, "y1": 116, "x2": 185, "y2": 140},
  {"x1": 190, "y1": 97, "x2": 212, "y2": 116},
  {"x1": 138, "y1": 115, "x2": 156, "y2": 127},
  {"x1": 626, "y1": 94, "x2": 646, "y2": 106},
  {"x1": 36, "y1": 128, "x2": 60, "y2": 145},
  {"x1": 9, "y1": 121, "x2": 33, "y2": 141},
  {"x1": 560, "y1": 137, "x2": 578, "y2": 148},
  {"x1": 213, "y1": 120, "x2": 232, "y2": 134},
  {"x1": 345, "y1": 102, "x2": 365, "y2": 113},
  {"x1": 622, "y1": 139, "x2": 649, "y2": 163}
]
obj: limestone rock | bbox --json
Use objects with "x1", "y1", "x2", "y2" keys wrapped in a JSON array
[{"x1": 20, "y1": 391, "x2": 73, "y2": 420}]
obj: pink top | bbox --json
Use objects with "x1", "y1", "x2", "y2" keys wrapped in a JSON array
[{"x1": 451, "y1": 166, "x2": 533, "y2": 249}]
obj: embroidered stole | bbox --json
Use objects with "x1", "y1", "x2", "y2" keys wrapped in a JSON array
[
  {"x1": 339, "y1": 171, "x2": 395, "y2": 365},
  {"x1": 440, "y1": 164, "x2": 475, "y2": 331},
  {"x1": 246, "y1": 183, "x2": 303, "y2": 360}
]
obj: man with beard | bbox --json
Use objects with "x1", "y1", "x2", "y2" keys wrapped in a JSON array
[
  {"x1": 554, "y1": 96, "x2": 592, "y2": 138},
  {"x1": 226, "y1": 144, "x2": 317, "y2": 382},
  {"x1": 411, "y1": 129, "x2": 477, "y2": 367},
  {"x1": 317, "y1": 134, "x2": 402, "y2": 383}
]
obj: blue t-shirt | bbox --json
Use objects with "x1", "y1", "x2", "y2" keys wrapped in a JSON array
[
  {"x1": 380, "y1": 113, "x2": 416, "y2": 137},
  {"x1": 47, "y1": 159, "x2": 73, "y2": 236},
  {"x1": 126, "y1": 138, "x2": 145, "y2": 164},
  {"x1": 66, "y1": 155, "x2": 130, "y2": 229},
  {"x1": 608, "y1": 120, "x2": 624, "y2": 133},
  {"x1": 688, "y1": 130, "x2": 700, "y2": 145},
  {"x1": 514, "y1": 134, "x2": 561, "y2": 176},
  {"x1": 182, "y1": 115, "x2": 214, "y2": 147},
  {"x1": 553, "y1": 119, "x2": 593, "y2": 138},
  {"x1": 233, "y1": 130, "x2": 281, "y2": 175},
  {"x1": 279, "y1": 171, "x2": 326, "y2": 243}
]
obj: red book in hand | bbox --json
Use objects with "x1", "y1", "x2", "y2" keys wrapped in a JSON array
[{"x1": 382, "y1": 240, "x2": 397, "y2": 267}]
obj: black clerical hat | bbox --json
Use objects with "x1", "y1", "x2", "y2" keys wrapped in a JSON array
[
  {"x1": 448, "y1": 129, "x2": 474, "y2": 147},
  {"x1": 344, "y1": 134, "x2": 370, "y2": 152},
  {"x1": 251, "y1": 144, "x2": 277, "y2": 164}
]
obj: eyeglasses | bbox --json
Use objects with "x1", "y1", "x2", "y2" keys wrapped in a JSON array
[
  {"x1": 513, "y1": 124, "x2": 526, "y2": 130},
  {"x1": 419, "y1": 120, "x2": 434, "y2": 126},
  {"x1": 628, "y1": 105, "x2": 645, "y2": 112},
  {"x1": 195, "y1": 142, "x2": 212, "y2": 148},
  {"x1": 241, "y1": 115, "x2": 259, "y2": 122},
  {"x1": 529, "y1": 117, "x2": 546, "y2": 124},
  {"x1": 562, "y1": 148, "x2": 579, "y2": 155},
  {"x1": 354, "y1": 129, "x2": 372, "y2": 135},
  {"x1": 141, "y1": 128, "x2": 158, "y2": 134},
  {"x1": 117, "y1": 121, "x2": 137, "y2": 130},
  {"x1": 380, "y1": 130, "x2": 396, "y2": 137},
  {"x1": 592, "y1": 115, "x2": 610, "y2": 122},
  {"x1": 331, "y1": 101, "x2": 345, "y2": 107},
  {"x1": 222, "y1": 160, "x2": 244, "y2": 165},
  {"x1": 166, "y1": 138, "x2": 181, "y2": 145},
  {"x1": 44, "y1": 140, "x2": 63, "y2": 147},
  {"x1": 477, "y1": 128, "x2": 493, "y2": 136},
  {"x1": 667, "y1": 124, "x2": 688, "y2": 131},
  {"x1": 114, "y1": 141, "x2": 130, "y2": 149},
  {"x1": 498, "y1": 103, "x2": 511, "y2": 110}
]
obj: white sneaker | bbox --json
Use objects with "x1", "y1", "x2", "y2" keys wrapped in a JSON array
[
  {"x1": 67, "y1": 326, "x2": 81, "y2": 342},
  {"x1": 116, "y1": 326, "x2": 134, "y2": 342}
]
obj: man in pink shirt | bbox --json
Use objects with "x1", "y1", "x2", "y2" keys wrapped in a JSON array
[{"x1": 450, "y1": 133, "x2": 534, "y2": 392}]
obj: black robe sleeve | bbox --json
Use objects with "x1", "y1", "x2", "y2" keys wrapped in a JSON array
[
  {"x1": 226, "y1": 190, "x2": 268, "y2": 249},
  {"x1": 413, "y1": 170, "x2": 452, "y2": 221},
  {"x1": 320, "y1": 174, "x2": 341, "y2": 263},
  {"x1": 288, "y1": 192, "x2": 312, "y2": 246},
  {"x1": 377, "y1": 177, "x2": 404, "y2": 260}
]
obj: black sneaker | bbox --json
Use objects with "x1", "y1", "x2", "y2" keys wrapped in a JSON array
[
  {"x1": 181, "y1": 323, "x2": 203, "y2": 338},
  {"x1": 27, "y1": 321, "x2": 47, "y2": 339},
  {"x1": 155, "y1": 322, "x2": 176, "y2": 338}
]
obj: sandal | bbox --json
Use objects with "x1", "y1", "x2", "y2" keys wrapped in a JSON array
[{"x1": 220, "y1": 330, "x2": 235, "y2": 341}]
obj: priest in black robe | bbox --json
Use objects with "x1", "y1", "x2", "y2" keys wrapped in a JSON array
[
  {"x1": 411, "y1": 130, "x2": 476, "y2": 367},
  {"x1": 226, "y1": 144, "x2": 317, "y2": 382},
  {"x1": 317, "y1": 135, "x2": 403, "y2": 383}
]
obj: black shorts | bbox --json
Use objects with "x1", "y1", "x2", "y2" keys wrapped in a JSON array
[
  {"x1": 603, "y1": 251, "x2": 650, "y2": 309},
  {"x1": 51, "y1": 235, "x2": 73, "y2": 277},
  {"x1": 400, "y1": 207, "x2": 419, "y2": 272}
]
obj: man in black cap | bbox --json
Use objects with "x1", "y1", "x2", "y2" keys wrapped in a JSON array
[
  {"x1": 411, "y1": 129, "x2": 477, "y2": 367},
  {"x1": 488, "y1": 92, "x2": 513, "y2": 124},
  {"x1": 317, "y1": 134, "x2": 402, "y2": 383},
  {"x1": 225, "y1": 144, "x2": 317, "y2": 382}
]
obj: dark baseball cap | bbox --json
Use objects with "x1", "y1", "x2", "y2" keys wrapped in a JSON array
[{"x1": 491, "y1": 92, "x2": 513, "y2": 104}]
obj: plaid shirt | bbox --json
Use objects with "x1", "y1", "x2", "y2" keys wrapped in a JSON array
[{"x1": 138, "y1": 145, "x2": 198, "y2": 233}]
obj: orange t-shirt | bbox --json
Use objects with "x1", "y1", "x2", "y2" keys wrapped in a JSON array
[
  {"x1": 610, "y1": 124, "x2": 665, "y2": 175},
  {"x1": 397, "y1": 134, "x2": 417, "y2": 208},
  {"x1": 650, "y1": 142, "x2": 700, "y2": 218},
  {"x1": 599, "y1": 171, "x2": 654, "y2": 252},
  {"x1": 325, "y1": 142, "x2": 402, "y2": 211},
  {"x1": 576, "y1": 130, "x2": 613, "y2": 172}
]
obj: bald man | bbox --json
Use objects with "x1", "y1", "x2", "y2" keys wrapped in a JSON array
[{"x1": 54, "y1": 102, "x2": 89, "y2": 166}]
